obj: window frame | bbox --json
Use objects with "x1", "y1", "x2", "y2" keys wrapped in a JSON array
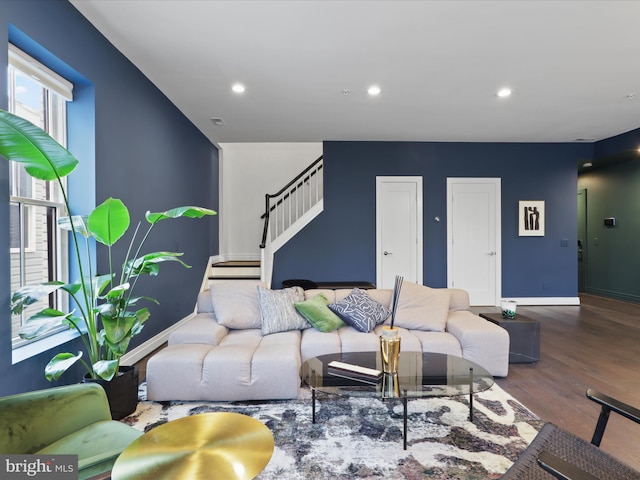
[{"x1": 8, "y1": 44, "x2": 73, "y2": 350}]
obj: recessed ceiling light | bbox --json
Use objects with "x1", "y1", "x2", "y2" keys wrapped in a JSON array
[
  {"x1": 582, "y1": 162, "x2": 593, "y2": 168},
  {"x1": 210, "y1": 117, "x2": 225, "y2": 126},
  {"x1": 231, "y1": 83, "x2": 246, "y2": 94},
  {"x1": 368, "y1": 85, "x2": 381, "y2": 96},
  {"x1": 497, "y1": 87, "x2": 512, "y2": 98}
]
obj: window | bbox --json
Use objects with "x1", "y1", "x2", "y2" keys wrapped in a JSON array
[{"x1": 8, "y1": 44, "x2": 73, "y2": 347}]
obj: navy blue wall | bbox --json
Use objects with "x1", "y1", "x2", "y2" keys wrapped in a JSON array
[
  {"x1": 273, "y1": 141, "x2": 591, "y2": 298},
  {"x1": 0, "y1": 1, "x2": 218, "y2": 395}
]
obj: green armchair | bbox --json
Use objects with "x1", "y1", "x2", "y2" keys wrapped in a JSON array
[{"x1": 0, "y1": 383, "x2": 143, "y2": 480}]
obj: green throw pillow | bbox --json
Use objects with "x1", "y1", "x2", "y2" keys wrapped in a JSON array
[{"x1": 295, "y1": 293, "x2": 345, "y2": 333}]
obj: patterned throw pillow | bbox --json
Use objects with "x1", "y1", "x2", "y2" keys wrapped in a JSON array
[
  {"x1": 257, "y1": 286, "x2": 310, "y2": 335},
  {"x1": 328, "y1": 288, "x2": 391, "y2": 333},
  {"x1": 295, "y1": 293, "x2": 345, "y2": 333}
]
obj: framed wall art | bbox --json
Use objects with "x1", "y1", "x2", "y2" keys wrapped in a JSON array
[{"x1": 519, "y1": 200, "x2": 545, "y2": 236}]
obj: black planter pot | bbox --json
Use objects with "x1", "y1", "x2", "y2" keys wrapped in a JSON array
[{"x1": 83, "y1": 365, "x2": 139, "y2": 420}]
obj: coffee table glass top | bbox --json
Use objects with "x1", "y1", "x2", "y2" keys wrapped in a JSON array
[{"x1": 301, "y1": 351, "x2": 494, "y2": 399}]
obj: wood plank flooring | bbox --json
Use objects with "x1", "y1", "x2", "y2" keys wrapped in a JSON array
[
  {"x1": 492, "y1": 293, "x2": 640, "y2": 471},
  {"x1": 136, "y1": 293, "x2": 640, "y2": 471}
]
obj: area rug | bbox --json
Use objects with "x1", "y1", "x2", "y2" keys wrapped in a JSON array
[{"x1": 122, "y1": 384, "x2": 543, "y2": 479}]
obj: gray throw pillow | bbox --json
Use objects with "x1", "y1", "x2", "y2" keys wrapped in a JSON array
[
  {"x1": 328, "y1": 288, "x2": 391, "y2": 333},
  {"x1": 210, "y1": 280, "x2": 266, "y2": 329},
  {"x1": 258, "y1": 286, "x2": 310, "y2": 335},
  {"x1": 391, "y1": 281, "x2": 450, "y2": 332}
]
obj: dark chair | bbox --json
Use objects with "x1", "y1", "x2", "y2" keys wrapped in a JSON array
[{"x1": 502, "y1": 389, "x2": 640, "y2": 479}]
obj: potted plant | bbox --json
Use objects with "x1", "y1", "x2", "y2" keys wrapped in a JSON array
[{"x1": 0, "y1": 109, "x2": 217, "y2": 417}]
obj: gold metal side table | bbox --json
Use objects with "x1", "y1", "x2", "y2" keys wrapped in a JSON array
[{"x1": 111, "y1": 412, "x2": 274, "y2": 480}]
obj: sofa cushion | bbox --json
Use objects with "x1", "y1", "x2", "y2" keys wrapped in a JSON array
[
  {"x1": 197, "y1": 290, "x2": 214, "y2": 313},
  {"x1": 304, "y1": 289, "x2": 336, "y2": 303},
  {"x1": 391, "y1": 281, "x2": 450, "y2": 332},
  {"x1": 329, "y1": 288, "x2": 391, "y2": 333},
  {"x1": 210, "y1": 280, "x2": 265, "y2": 329},
  {"x1": 257, "y1": 286, "x2": 309, "y2": 335},
  {"x1": 295, "y1": 293, "x2": 345, "y2": 332},
  {"x1": 168, "y1": 313, "x2": 228, "y2": 346},
  {"x1": 300, "y1": 328, "x2": 342, "y2": 362}
]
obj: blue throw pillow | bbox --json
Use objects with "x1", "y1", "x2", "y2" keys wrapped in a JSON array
[{"x1": 328, "y1": 288, "x2": 391, "y2": 333}]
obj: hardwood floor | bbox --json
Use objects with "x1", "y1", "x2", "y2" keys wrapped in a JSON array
[
  {"x1": 135, "y1": 293, "x2": 640, "y2": 470},
  {"x1": 492, "y1": 293, "x2": 640, "y2": 471}
]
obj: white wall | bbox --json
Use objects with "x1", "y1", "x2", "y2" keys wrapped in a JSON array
[{"x1": 219, "y1": 142, "x2": 323, "y2": 260}]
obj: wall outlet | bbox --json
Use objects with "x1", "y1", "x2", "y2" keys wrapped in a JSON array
[
  {"x1": 560, "y1": 238, "x2": 569, "y2": 247},
  {"x1": 542, "y1": 281, "x2": 549, "y2": 290}
]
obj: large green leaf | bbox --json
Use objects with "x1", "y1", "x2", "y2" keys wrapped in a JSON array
[
  {"x1": 88, "y1": 198, "x2": 130, "y2": 246},
  {"x1": 104, "y1": 282, "x2": 130, "y2": 300},
  {"x1": 93, "y1": 274, "x2": 115, "y2": 297},
  {"x1": 102, "y1": 314, "x2": 136, "y2": 344},
  {"x1": 18, "y1": 309, "x2": 72, "y2": 339},
  {"x1": 45, "y1": 352, "x2": 83, "y2": 381},
  {"x1": 125, "y1": 252, "x2": 190, "y2": 277},
  {"x1": 103, "y1": 335, "x2": 132, "y2": 358},
  {"x1": 93, "y1": 360, "x2": 119, "y2": 381},
  {"x1": 125, "y1": 296, "x2": 159, "y2": 307},
  {"x1": 145, "y1": 206, "x2": 217, "y2": 225},
  {"x1": 0, "y1": 110, "x2": 78, "y2": 181},
  {"x1": 60, "y1": 280, "x2": 83, "y2": 296},
  {"x1": 11, "y1": 282, "x2": 64, "y2": 315},
  {"x1": 102, "y1": 308, "x2": 149, "y2": 356}
]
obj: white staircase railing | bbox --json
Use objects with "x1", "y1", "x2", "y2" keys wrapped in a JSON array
[{"x1": 260, "y1": 156, "x2": 323, "y2": 286}]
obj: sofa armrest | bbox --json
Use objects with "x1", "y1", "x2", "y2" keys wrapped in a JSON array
[
  {"x1": 446, "y1": 310, "x2": 510, "y2": 377},
  {"x1": 0, "y1": 383, "x2": 112, "y2": 454},
  {"x1": 448, "y1": 288, "x2": 471, "y2": 311},
  {"x1": 168, "y1": 313, "x2": 228, "y2": 346}
]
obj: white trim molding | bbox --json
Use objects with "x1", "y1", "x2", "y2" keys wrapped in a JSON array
[{"x1": 505, "y1": 297, "x2": 581, "y2": 306}]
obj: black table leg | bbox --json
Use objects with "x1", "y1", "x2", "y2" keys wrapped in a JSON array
[
  {"x1": 312, "y1": 387, "x2": 316, "y2": 423},
  {"x1": 403, "y1": 394, "x2": 408, "y2": 450},
  {"x1": 469, "y1": 367, "x2": 474, "y2": 421}
]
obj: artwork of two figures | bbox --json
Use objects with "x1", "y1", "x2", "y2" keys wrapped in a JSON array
[{"x1": 519, "y1": 200, "x2": 545, "y2": 236}]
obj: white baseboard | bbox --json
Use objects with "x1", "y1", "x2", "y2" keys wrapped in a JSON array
[
  {"x1": 503, "y1": 297, "x2": 581, "y2": 306},
  {"x1": 120, "y1": 312, "x2": 195, "y2": 366}
]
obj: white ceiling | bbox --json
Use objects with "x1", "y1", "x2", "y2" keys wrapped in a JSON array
[{"x1": 69, "y1": 0, "x2": 640, "y2": 145}]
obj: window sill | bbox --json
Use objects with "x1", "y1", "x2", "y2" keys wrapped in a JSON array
[{"x1": 12, "y1": 329, "x2": 80, "y2": 365}]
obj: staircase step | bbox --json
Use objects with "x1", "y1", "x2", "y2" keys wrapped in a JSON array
[
  {"x1": 209, "y1": 268, "x2": 261, "y2": 278},
  {"x1": 209, "y1": 261, "x2": 261, "y2": 280}
]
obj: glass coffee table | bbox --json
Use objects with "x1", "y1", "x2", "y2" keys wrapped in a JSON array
[{"x1": 300, "y1": 351, "x2": 494, "y2": 449}]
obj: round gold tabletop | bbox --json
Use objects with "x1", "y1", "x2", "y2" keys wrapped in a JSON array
[{"x1": 111, "y1": 412, "x2": 274, "y2": 480}]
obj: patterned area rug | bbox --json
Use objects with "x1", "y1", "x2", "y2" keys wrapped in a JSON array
[{"x1": 122, "y1": 384, "x2": 543, "y2": 479}]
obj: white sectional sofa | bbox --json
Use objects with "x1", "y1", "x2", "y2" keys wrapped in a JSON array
[{"x1": 146, "y1": 280, "x2": 509, "y2": 401}]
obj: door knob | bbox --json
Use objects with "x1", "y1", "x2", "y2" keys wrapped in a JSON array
[
  {"x1": 384, "y1": 251, "x2": 392, "y2": 256},
  {"x1": 488, "y1": 251, "x2": 496, "y2": 256}
]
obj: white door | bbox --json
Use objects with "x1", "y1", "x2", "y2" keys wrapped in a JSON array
[
  {"x1": 376, "y1": 177, "x2": 423, "y2": 288},
  {"x1": 447, "y1": 178, "x2": 501, "y2": 306}
]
